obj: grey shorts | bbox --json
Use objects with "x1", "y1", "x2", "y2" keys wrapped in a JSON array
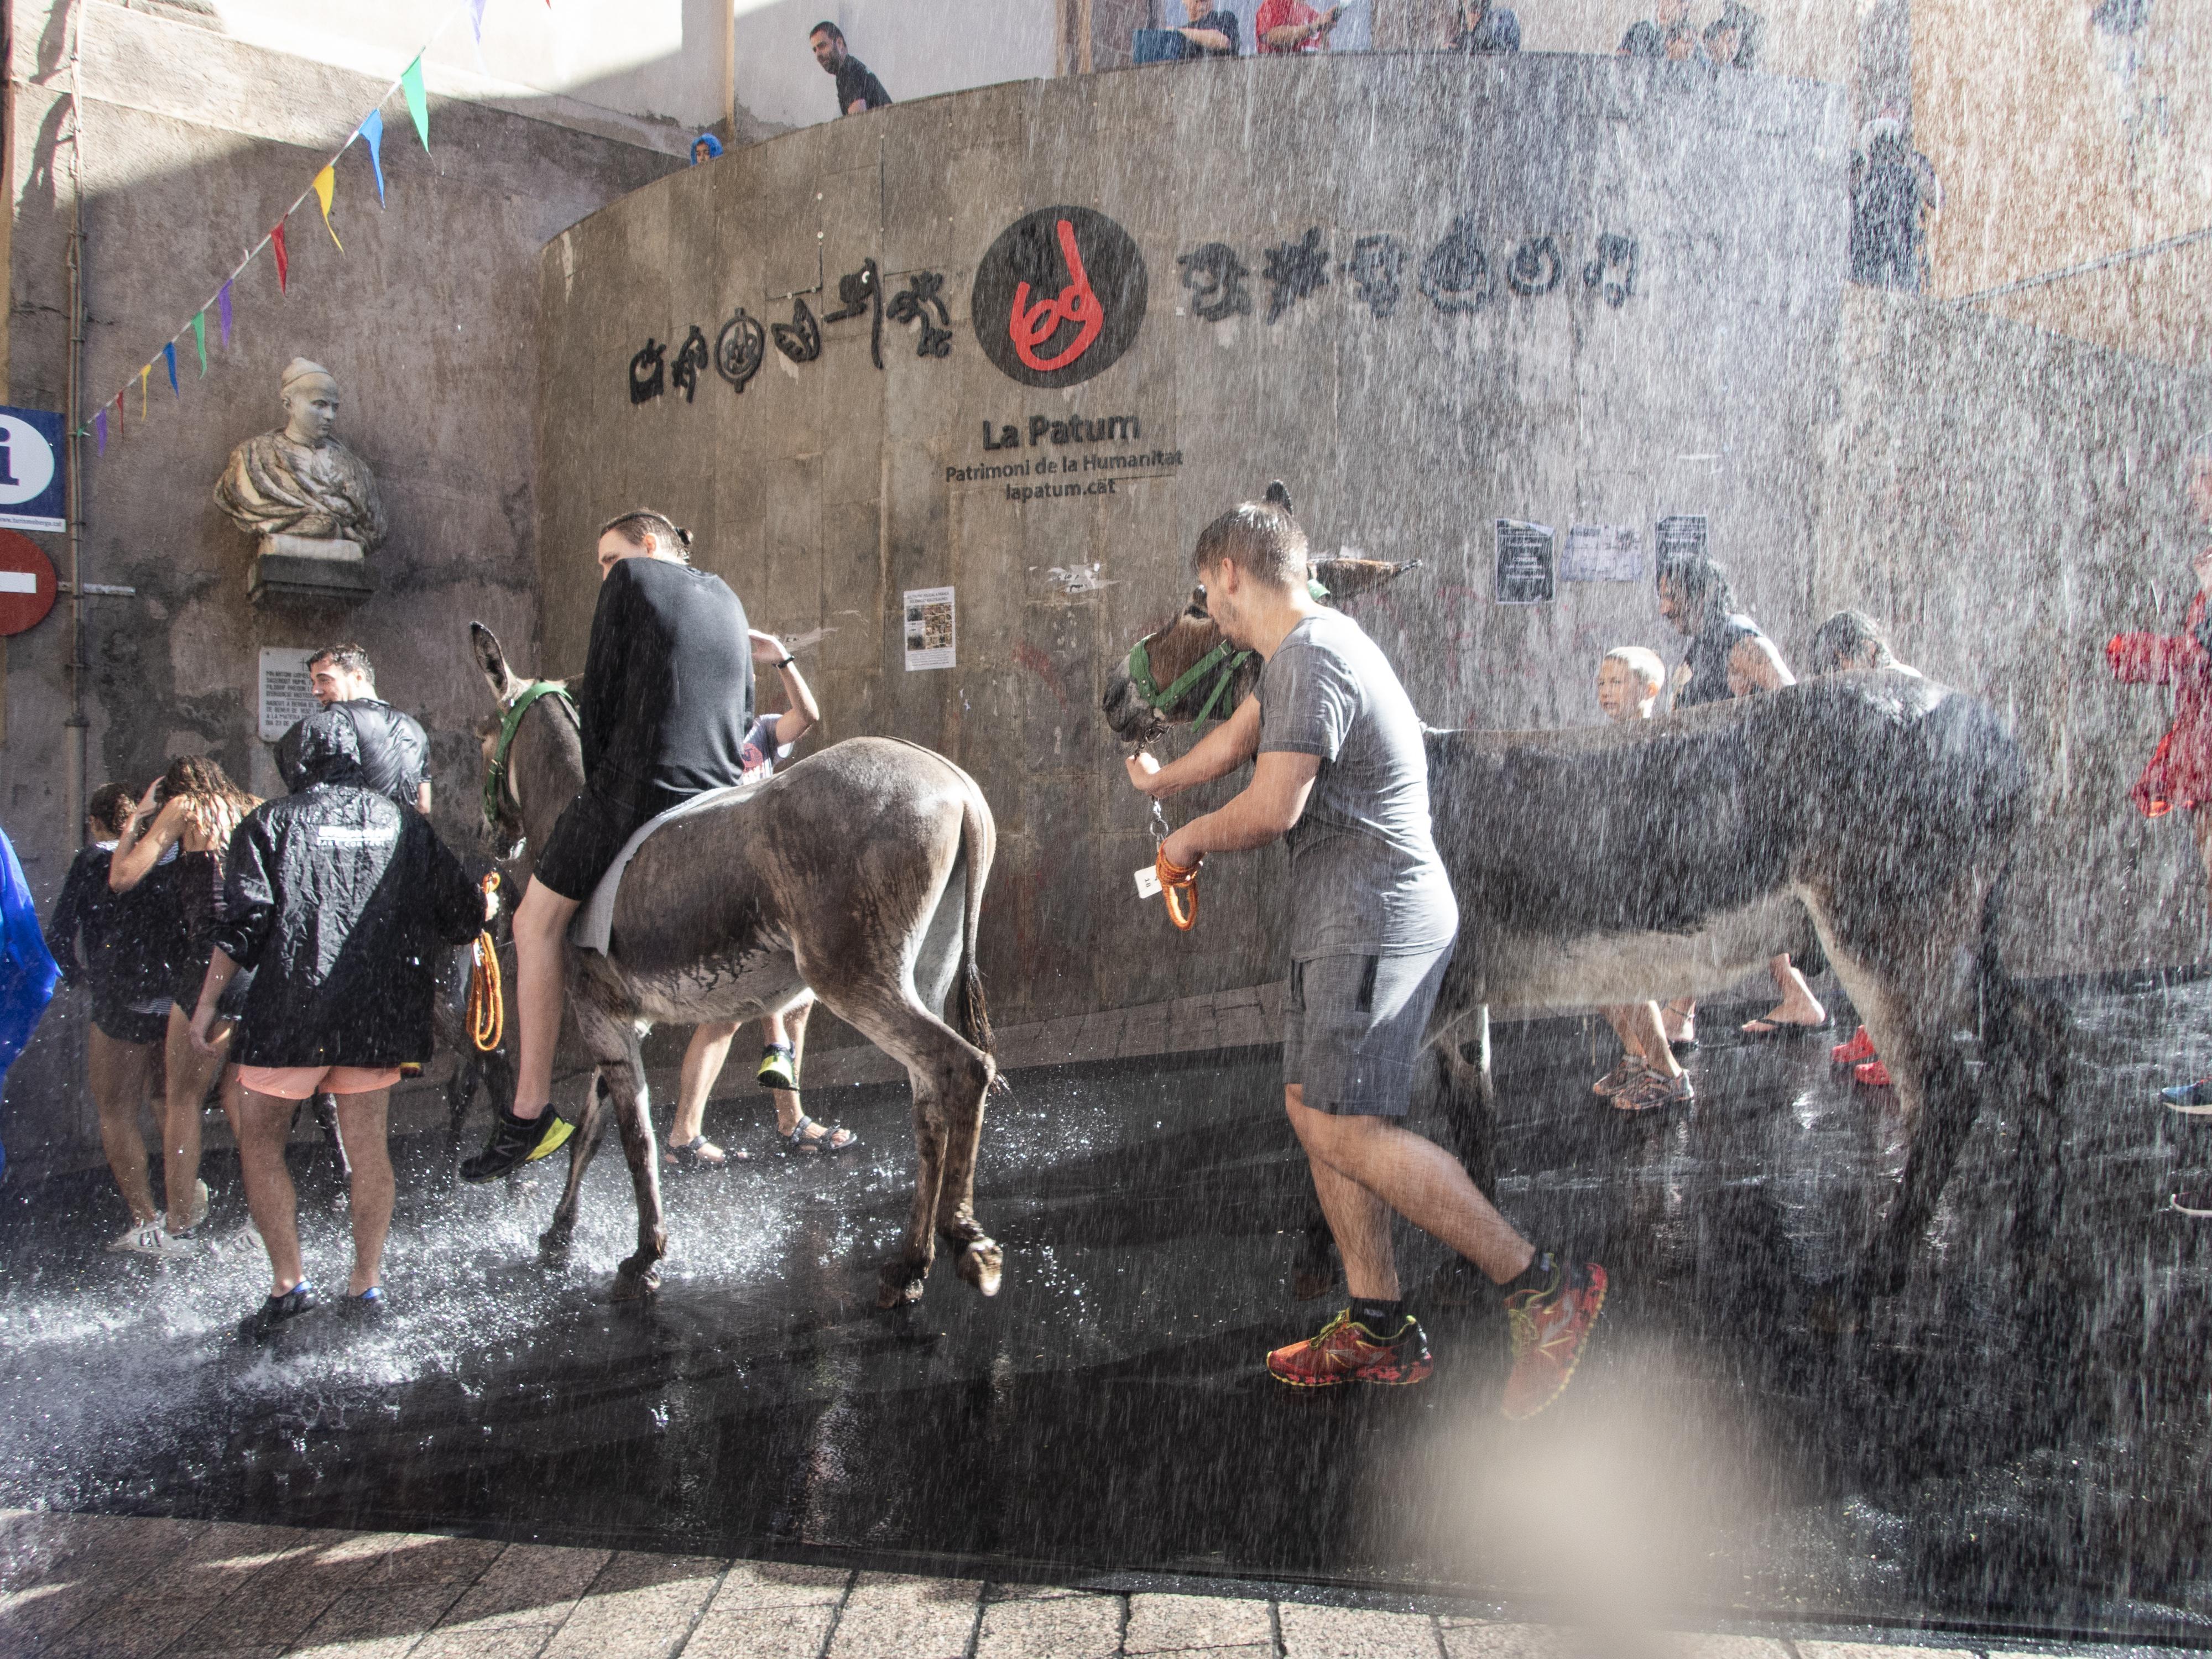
[{"x1": 1282, "y1": 943, "x2": 1454, "y2": 1118}]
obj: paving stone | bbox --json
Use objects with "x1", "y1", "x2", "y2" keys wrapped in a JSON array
[
  {"x1": 1796, "y1": 1647, "x2": 1977, "y2": 1659},
  {"x1": 1280, "y1": 1602, "x2": 1442, "y2": 1658},
  {"x1": 1437, "y1": 1621, "x2": 1575, "y2": 1657},
  {"x1": 351, "y1": 1531, "x2": 510, "y2": 1587},
  {"x1": 168, "y1": 1533, "x2": 384, "y2": 1651},
  {"x1": 1679, "y1": 1640, "x2": 1794, "y2": 1658},
  {"x1": 35, "y1": 1588, "x2": 228, "y2": 1659},
  {"x1": 974, "y1": 1588, "x2": 1121, "y2": 1656},
  {"x1": 684, "y1": 1601, "x2": 843, "y2": 1659},
  {"x1": 826, "y1": 1572, "x2": 983, "y2": 1659},
  {"x1": 695, "y1": 1559, "x2": 848, "y2": 1612},
  {"x1": 1135, "y1": 1647, "x2": 1274, "y2": 1659},
  {"x1": 289, "y1": 1580, "x2": 474, "y2": 1658},
  {"x1": 409, "y1": 1624, "x2": 567, "y2": 1659},
  {"x1": 538, "y1": 1551, "x2": 724, "y2": 1659},
  {"x1": 1124, "y1": 1591, "x2": 1274, "y2": 1653},
  {"x1": 436, "y1": 1543, "x2": 612, "y2": 1629}
]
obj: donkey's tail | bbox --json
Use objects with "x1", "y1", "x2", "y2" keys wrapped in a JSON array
[
  {"x1": 950, "y1": 775, "x2": 997, "y2": 1068},
  {"x1": 1977, "y1": 867, "x2": 2069, "y2": 1271}
]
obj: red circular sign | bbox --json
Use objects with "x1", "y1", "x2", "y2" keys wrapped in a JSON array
[{"x1": 0, "y1": 529, "x2": 57, "y2": 636}]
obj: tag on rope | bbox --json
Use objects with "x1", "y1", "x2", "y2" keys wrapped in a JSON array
[{"x1": 1134, "y1": 865, "x2": 1162, "y2": 899}]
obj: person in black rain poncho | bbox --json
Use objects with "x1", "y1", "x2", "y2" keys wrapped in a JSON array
[{"x1": 189, "y1": 707, "x2": 492, "y2": 1342}]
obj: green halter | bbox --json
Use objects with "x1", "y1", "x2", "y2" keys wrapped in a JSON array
[
  {"x1": 482, "y1": 680, "x2": 573, "y2": 827},
  {"x1": 1123, "y1": 576, "x2": 1331, "y2": 733}
]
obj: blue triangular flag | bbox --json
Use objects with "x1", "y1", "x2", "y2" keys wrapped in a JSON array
[
  {"x1": 163, "y1": 341, "x2": 178, "y2": 395},
  {"x1": 356, "y1": 109, "x2": 387, "y2": 206},
  {"x1": 468, "y1": 0, "x2": 487, "y2": 40}
]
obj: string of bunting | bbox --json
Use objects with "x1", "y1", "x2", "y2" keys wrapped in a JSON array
[{"x1": 81, "y1": 0, "x2": 551, "y2": 455}]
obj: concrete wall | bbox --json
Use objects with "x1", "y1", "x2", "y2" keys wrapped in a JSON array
[
  {"x1": 534, "y1": 52, "x2": 1854, "y2": 1037},
  {"x1": 1, "y1": 0, "x2": 680, "y2": 1165}
]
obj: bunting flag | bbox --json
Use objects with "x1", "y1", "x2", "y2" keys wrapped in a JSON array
[
  {"x1": 191, "y1": 311, "x2": 207, "y2": 374},
  {"x1": 217, "y1": 281, "x2": 232, "y2": 347},
  {"x1": 138, "y1": 366, "x2": 149, "y2": 420},
  {"x1": 93, "y1": 409, "x2": 107, "y2": 455},
  {"x1": 271, "y1": 221, "x2": 289, "y2": 293},
  {"x1": 358, "y1": 109, "x2": 387, "y2": 206},
  {"x1": 312, "y1": 165, "x2": 342, "y2": 249},
  {"x1": 164, "y1": 342, "x2": 178, "y2": 395},
  {"x1": 469, "y1": 0, "x2": 487, "y2": 39},
  {"x1": 112, "y1": 390, "x2": 122, "y2": 437},
  {"x1": 401, "y1": 56, "x2": 430, "y2": 150}
]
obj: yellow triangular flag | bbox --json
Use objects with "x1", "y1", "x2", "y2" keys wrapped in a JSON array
[
  {"x1": 138, "y1": 364, "x2": 149, "y2": 419},
  {"x1": 312, "y1": 165, "x2": 342, "y2": 250}
]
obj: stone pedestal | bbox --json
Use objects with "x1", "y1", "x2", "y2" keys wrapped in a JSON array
[{"x1": 247, "y1": 536, "x2": 374, "y2": 608}]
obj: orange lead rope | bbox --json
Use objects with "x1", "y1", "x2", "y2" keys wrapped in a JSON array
[
  {"x1": 1156, "y1": 846, "x2": 1201, "y2": 931},
  {"x1": 468, "y1": 872, "x2": 504, "y2": 1052}
]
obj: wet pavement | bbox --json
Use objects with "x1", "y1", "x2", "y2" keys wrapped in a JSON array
[{"x1": 5, "y1": 979, "x2": 2212, "y2": 1648}]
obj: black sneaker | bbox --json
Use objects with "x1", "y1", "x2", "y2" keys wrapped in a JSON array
[
  {"x1": 238, "y1": 1281, "x2": 319, "y2": 1344},
  {"x1": 333, "y1": 1286, "x2": 387, "y2": 1321},
  {"x1": 460, "y1": 1105, "x2": 575, "y2": 1182}
]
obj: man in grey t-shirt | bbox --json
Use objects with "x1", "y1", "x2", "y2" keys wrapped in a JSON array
[{"x1": 1125, "y1": 491, "x2": 1606, "y2": 1418}]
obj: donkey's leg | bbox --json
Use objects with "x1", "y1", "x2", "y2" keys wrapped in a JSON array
[
  {"x1": 932, "y1": 1043, "x2": 1000, "y2": 1296},
  {"x1": 539, "y1": 1073, "x2": 612, "y2": 1265},
  {"x1": 593, "y1": 1029, "x2": 666, "y2": 1299}
]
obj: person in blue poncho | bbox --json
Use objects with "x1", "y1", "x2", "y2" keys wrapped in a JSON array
[
  {"x1": 0, "y1": 823, "x2": 61, "y2": 1185},
  {"x1": 690, "y1": 132, "x2": 723, "y2": 165}
]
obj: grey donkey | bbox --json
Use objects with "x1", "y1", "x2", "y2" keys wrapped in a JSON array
[{"x1": 471, "y1": 623, "x2": 1003, "y2": 1307}]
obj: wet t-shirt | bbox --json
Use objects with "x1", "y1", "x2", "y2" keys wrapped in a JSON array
[
  {"x1": 739, "y1": 715, "x2": 794, "y2": 784},
  {"x1": 1256, "y1": 609, "x2": 1457, "y2": 960},
  {"x1": 1678, "y1": 611, "x2": 1766, "y2": 707}
]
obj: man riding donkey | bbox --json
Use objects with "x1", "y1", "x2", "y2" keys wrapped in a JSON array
[
  {"x1": 462, "y1": 509, "x2": 851, "y2": 1181},
  {"x1": 1123, "y1": 489, "x2": 1606, "y2": 1418}
]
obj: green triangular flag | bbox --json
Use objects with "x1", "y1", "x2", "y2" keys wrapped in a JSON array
[
  {"x1": 400, "y1": 57, "x2": 429, "y2": 150},
  {"x1": 190, "y1": 311, "x2": 207, "y2": 375}
]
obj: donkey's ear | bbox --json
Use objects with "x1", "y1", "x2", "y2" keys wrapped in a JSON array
[
  {"x1": 1263, "y1": 480, "x2": 1294, "y2": 514},
  {"x1": 1311, "y1": 556, "x2": 1423, "y2": 603},
  {"x1": 470, "y1": 622, "x2": 524, "y2": 704}
]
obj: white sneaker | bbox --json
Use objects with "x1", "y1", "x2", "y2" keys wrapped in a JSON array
[
  {"x1": 107, "y1": 1219, "x2": 161, "y2": 1253},
  {"x1": 113, "y1": 1218, "x2": 202, "y2": 1259},
  {"x1": 182, "y1": 1178, "x2": 211, "y2": 1232},
  {"x1": 220, "y1": 1219, "x2": 264, "y2": 1259}
]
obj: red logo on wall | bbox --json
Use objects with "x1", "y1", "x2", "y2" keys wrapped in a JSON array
[{"x1": 973, "y1": 207, "x2": 1147, "y2": 389}]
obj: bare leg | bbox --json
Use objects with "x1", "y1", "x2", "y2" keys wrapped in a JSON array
[
  {"x1": 669, "y1": 1021, "x2": 739, "y2": 1151},
  {"x1": 90, "y1": 1028, "x2": 159, "y2": 1224},
  {"x1": 161, "y1": 1004, "x2": 227, "y2": 1232},
  {"x1": 1286, "y1": 1087, "x2": 1535, "y2": 1290},
  {"x1": 234, "y1": 1087, "x2": 306, "y2": 1296},
  {"x1": 332, "y1": 1089, "x2": 393, "y2": 1295},
  {"x1": 1746, "y1": 954, "x2": 1826, "y2": 1030},
  {"x1": 1600, "y1": 1003, "x2": 1683, "y2": 1079},
  {"x1": 1662, "y1": 998, "x2": 1696, "y2": 1045},
  {"x1": 509, "y1": 878, "x2": 582, "y2": 1119},
  {"x1": 773, "y1": 998, "x2": 839, "y2": 1142}
]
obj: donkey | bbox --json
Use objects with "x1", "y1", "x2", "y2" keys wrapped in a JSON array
[
  {"x1": 469, "y1": 622, "x2": 1002, "y2": 1307},
  {"x1": 1101, "y1": 578, "x2": 2067, "y2": 1303}
]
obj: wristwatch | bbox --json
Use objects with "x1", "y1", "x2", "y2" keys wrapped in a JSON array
[{"x1": 774, "y1": 655, "x2": 795, "y2": 670}]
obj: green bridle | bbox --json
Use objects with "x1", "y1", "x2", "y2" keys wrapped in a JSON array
[
  {"x1": 482, "y1": 680, "x2": 575, "y2": 828},
  {"x1": 1123, "y1": 576, "x2": 1331, "y2": 733}
]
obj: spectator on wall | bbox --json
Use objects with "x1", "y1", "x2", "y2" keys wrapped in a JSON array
[
  {"x1": 808, "y1": 22, "x2": 891, "y2": 117},
  {"x1": 690, "y1": 133, "x2": 723, "y2": 165},
  {"x1": 1701, "y1": 1, "x2": 1764, "y2": 67},
  {"x1": 1849, "y1": 114, "x2": 1940, "y2": 290},
  {"x1": 1453, "y1": 0, "x2": 1521, "y2": 54},
  {"x1": 1619, "y1": 0, "x2": 1705, "y2": 61},
  {"x1": 1170, "y1": 0, "x2": 1241, "y2": 57},
  {"x1": 1257, "y1": 0, "x2": 1345, "y2": 54}
]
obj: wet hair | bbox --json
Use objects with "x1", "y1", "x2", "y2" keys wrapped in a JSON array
[
  {"x1": 1191, "y1": 481, "x2": 1309, "y2": 590},
  {"x1": 598, "y1": 510, "x2": 694, "y2": 564},
  {"x1": 157, "y1": 755, "x2": 258, "y2": 848},
  {"x1": 810, "y1": 19, "x2": 844, "y2": 42},
  {"x1": 1656, "y1": 554, "x2": 1738, "y2": 625},
  {"x1": 87, "y1": 782, "x2": 134, "y2": 837},
  {"x1": 1601, "y1": 646, "x2": 1666, "y2": 695},
  {"x1": 307, "y1": 641, "x2": 374, "y2": 686},
  {"x1": 1808, "y1": 609, "x2": 1896, "y2": 673}
]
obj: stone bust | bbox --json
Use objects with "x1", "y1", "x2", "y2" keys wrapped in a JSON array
[{"x1": 215, "y1": 357, "x2": 387, "y2": 557}]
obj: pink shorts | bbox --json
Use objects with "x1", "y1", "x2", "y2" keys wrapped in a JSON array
[{"x1": 237, "y1": 1064, "x2": 404, "y2": 1100}]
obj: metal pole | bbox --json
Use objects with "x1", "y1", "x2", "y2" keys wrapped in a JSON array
[{"x1": 62, "y1": 2, "x2": 86, "y2": 840}]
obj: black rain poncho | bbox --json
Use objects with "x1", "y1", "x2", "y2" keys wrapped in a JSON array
[{"x1": 214, "y1": 709, "x2": 481, "y2": 1068}]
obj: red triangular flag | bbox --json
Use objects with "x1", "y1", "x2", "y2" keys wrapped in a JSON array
[
  {"x1": 113, "y1": 389, "x2": 123, "y2": 436},
  {"x1": 272, "y1": 221, "x2": 289, "y2": 293}
]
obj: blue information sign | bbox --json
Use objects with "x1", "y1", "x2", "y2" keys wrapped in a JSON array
[{"x1": 0, "y1": 407, "x2": 65, "y2": 533}]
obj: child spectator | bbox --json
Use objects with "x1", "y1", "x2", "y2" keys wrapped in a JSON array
[
  {"x1": 1257, "y1": 0, "x2": 1345, "y2": 53},
  {"x1": 1169, "y1": 0, "x2": 1241, "y2": 57}
]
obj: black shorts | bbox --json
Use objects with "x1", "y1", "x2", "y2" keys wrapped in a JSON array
[
  {"x1": 91, "y1": 995, "x2": 169, "y2": 1047},
  {"x1": 534, "y1": 785, "x2": 687, "y2": 902}
]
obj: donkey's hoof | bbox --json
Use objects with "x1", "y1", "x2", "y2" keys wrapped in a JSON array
[
  {"x1": 955, "y1": 1239, "x2": 1003, "y2": 1297},
  {"x1": 612, "y1": 1255, "x2": 661, "y2": 1301},
  {"x1": 877, "y1": 1264, "x2": 928, "y2": 1309},
  {"x1": 536, "y1": 1231, "x2": 572, "y2": 1268}
]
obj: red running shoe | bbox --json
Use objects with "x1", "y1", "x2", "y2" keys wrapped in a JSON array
[
  {"x1": 1853, "y1": 1058, "x2": 1893, "y2": 1088},
  {"x1": 1265, "y1": 1310, "x2": 1433, "y2": 1388},
  {"x1": 1501, "y1": 1260, "x2": 1608, "y2": 1420},
  {"x1": 1830, "y1": 1025, "x2": 1877, "y2": 1066}
]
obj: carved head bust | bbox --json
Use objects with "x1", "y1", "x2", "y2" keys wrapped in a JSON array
[
  {"x1": 213, "y1": 356, "x2": 387, "y2": 554},
  {"x1": 280, "y1": 358, "x2": 341, "y2": 448}
]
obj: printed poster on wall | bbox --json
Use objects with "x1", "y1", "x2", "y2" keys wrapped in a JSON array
[
  {"x1": 1656, "y1": 514, "x2": 1709, "y2": 565},
  {"x1": 903, "y1": 586, "x2": 957, "y2": 671},
  {"x1": 1562, "y1": 524, "x2": 1643, "y2": 583},
  {"x1": 258, "y1": 647, "x2": 318, "y2": 741},
  {"x1": 1493, "y1": 520, "x2": 1555, "y2": 605}
]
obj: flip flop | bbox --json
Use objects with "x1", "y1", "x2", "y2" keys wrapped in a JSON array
[
  {"x1": 666, "y1": 1135, "x2": 746, "y2": 1169},
  {"x1": 1739, "y1": 1015, "x2": 1834, "y2": 1040},
  {"x1": 780, "y1": 1114, "x2": 857, "y2": 1155}
]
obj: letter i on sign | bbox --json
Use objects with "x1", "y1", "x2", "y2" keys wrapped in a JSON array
[{"x1": 0, "y1": 438, "x2": 16, "y2": 488}]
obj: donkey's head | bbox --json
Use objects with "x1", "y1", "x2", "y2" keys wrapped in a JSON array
[{"x1": 471, "y1": 621, "x2": 583, "y2": 849}]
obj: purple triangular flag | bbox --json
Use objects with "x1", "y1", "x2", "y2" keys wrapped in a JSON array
[
  {"x1": 93, "y1": 409, "x2": 106, "y2": 454},
  {"x1": 218, "y1": 281, "x2": 233, "y2": 347}
]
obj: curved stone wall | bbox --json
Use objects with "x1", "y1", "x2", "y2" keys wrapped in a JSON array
[{"x1": 534, "y1": 52, "x2": 1857, "y2": 1025}]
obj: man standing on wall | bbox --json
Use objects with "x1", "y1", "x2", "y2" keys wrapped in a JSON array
[
  {"x1": 1124, "y1": 492, "x2": 1607, "y2": 1419},
  {"x1": 809, "y1": 22, "x2": 891, "y2": 117}
]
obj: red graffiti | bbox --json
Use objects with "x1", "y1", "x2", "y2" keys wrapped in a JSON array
[
  {"x1": 1009, "y1": 219, "x2": 1105, "y2": 373},
  {"x1": 1014, "y1": 640, "x2": 1069, "y2": 709}
]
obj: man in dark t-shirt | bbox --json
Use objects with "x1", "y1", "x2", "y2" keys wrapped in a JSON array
[
  {"x1": 810, "y1": 22, "x2": 891, "y2": 116},
  {"x1": 462, "y1": 509, "x2": 757, "y2": 1182},
  {"x1": 1123, "y1": 492, "x2": 1606, "y2": 1420},
  {"x1": 1171, "y1": 0, "x2": 1240, "y2": 57}
]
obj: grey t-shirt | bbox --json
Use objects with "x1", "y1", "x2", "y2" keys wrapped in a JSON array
[{"x1": 1256, "y1": 609, "x2": 1458, "y2": 960}]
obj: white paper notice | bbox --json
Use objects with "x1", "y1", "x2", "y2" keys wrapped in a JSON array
[
  {"x1": 1562, "y1": 524, "x2": 1644, "y2": 583},
  {"x1": 258, "y1": 647, "x2": 319, "y2": 741},
  {"x1": 903, "y1": 586, "x2": 956, "y2": 671}
]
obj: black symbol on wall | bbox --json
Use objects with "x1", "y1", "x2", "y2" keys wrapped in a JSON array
[
  {"x1": 1583, "y1": 233, "x2": 1640, "y2": 308},
  {"x1": 1262, "y1": 228, "x2": 1331, "y2": 324},
  {"x1": 1506, "y1": 236, "x2": 1563, "y2": 297},
  {"x1": 773, "y1": 298, "x2": 822, "y2": 363},
  {"x1": 671, "y1": 325, "x2": 711, "y2": 402},
  {"x1": 822, "y1": 259, "x2": 883, "y2": 369},
  {"x1": 888, "y1": 271, "x2": 954, "y2": 359},
  {"x1": 628, "y1": 338, "x2": 666, "y2": 404},
  {"x1": 1421, "y1": 218, "x2": 1493, "y2": 313},
  {"x1": 716, "y1": 307, "x2": 766, "y2": 393},
  {"x1": 1176, "y1": 243, "x2": 1251, "y2": 323},
  {"x1": 1346, "y1": 235, "x2": 1406, "y2": 320}
]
